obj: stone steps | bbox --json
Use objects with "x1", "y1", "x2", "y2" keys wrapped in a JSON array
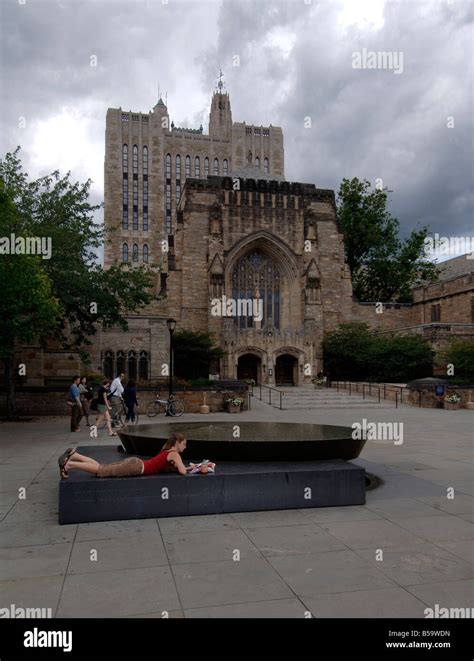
[{"x1": 254, "y1": 386, "x2": 394, "y2": 410}]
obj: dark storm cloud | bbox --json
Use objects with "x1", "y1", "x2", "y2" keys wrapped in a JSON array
[
  {"x1": 0, "y1": 0, "x2": 472, "y2": 244},
  {"x1": 209, "y1": 0, "x2": 473, "y2": 239}
]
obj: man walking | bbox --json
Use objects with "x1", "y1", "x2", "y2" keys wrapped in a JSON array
[
  {"x1": 109, "y1": 372, "x2": 125, "y2": 427},
  {"x1": 69, "y1": 375, "x2": 83, "y2": 432}
]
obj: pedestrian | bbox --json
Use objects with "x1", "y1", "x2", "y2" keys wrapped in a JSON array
[
  {"x1": 123, "y1": 379, "x2": 138, "y2": 424},
  {"x1": 96, "y1": 379, "x2": 116, "y2": 437},
  {"x1": 78, "y1": 376, "x2": 92, "y2": 426},
  {"x1": 68, "y1": 375, "x2": 82, "y2": 433},
  {"x1": 109, "y1": 372, "x2": 125, "y2": 427}
]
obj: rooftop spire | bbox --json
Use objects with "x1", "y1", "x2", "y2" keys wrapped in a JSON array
[{"x1": 216, "y1": 68, "x2": 225, "y2": 93}]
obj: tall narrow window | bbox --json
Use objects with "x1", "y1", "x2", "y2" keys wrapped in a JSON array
[
  {"x1": 132, "y1": 243, "x2": 139, "y2": 262},
  {"x1": 116, "y1": 350, "x2": 125, "y2": 375},
  {"x1": 175, "y1": 154, "x2": 181, "y2": 205},
  {"x1": 123, "y1": 144, "x2": 128, "y2": 173},
  {"x1": 195, "y1": 156, "x2": 200, "y2": 177},
  {"x1": 122, "y1": 144, "x2": 128, "y2": 229},
  {"x1": 213, "y1": 158, "x2": 219, "y2": 175},
  {"x1": 122, "y1": 243, "x2": 129, "y2": 262},
  {"x1": 165, "y1": 153, "x2": 172, "y2": 235},
  {"x1": 204, "y1": 157, "x2": 209, "y2": 176},
  {"x1": 103, "y1": 350, "x2": 114, "y2": 380},
  {"x1": 128, "y1": 350, "x2": 137, "y2": 380},
  {"x1": 255, "y1": 156, "x2": 260, "y2": 168},
  {"x1": 264, "y1": 157, "x2": 269, "y2": 173},
  {"x1": 142, "y1": 146, "x2": 148, "y2": 175},
  {"x1": 132, "y1": 145, "x2": 138, "y2": 175},
  {"x1": 223, "y1": 159, "x2": 228, "y2": 175},
  {"x1": 231, "y1": 251, "x2": 281, "y2": 329},
  {"x1": 185, "y1": 155, "x2": 191, "y2": 177},
  {"x1": 139, "y1": 350, "x2": 149, "y2": 381},
  {"x1": 132, "y1": 179, "x2": 138, "y2": 230},
  {"x1": 143, "y1": 178, "x2": 148, "y2": 231},
  {"x1": 143, "y1": 244, "x2": 149, "y2": 263}
]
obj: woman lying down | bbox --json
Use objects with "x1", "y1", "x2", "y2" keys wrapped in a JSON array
[{"x1": 58, "y1": 433, "x2": 215, "y2": 479}]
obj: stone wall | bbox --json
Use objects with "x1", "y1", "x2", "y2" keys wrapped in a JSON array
[{"x1": 0, "y1": 388, "x2": 248, "y2": 417}]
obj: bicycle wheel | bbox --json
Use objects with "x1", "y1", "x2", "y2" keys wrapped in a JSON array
[
  {"x1": 168, "y1": 399, "x2": 185, "y2": 417},
  {"x1": 146, "y1": 401, "x2": 162, "y2": 417}
]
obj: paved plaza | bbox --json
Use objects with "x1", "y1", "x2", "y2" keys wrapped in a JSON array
[{"x1": 0, "y1": 398, "x2": 473, "y2": 618}]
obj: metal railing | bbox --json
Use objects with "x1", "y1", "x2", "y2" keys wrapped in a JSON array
[
  {"x1": 252, "y1": 383, "x2": 284, "y2": 410},
  {"x1": 333, "y1": 381, "x2": 400, "y2": 408}
]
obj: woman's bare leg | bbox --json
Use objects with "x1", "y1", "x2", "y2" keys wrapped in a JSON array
[
  {"x1": 104, "y1": 410, "x2": 114, "y2": 435},
  {"x1": 67, "y1": 451, "x2": 96, "y2": 463},
  {"x1": 65, "y1": 458, "x2": 100, "y2": 475}
]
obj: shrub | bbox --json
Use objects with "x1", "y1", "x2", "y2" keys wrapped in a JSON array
[
  {"x1": 323, "y1": 322, "x2": 433, "y2": 382},
  {"x1": 440, "y1": 339, "x2": 474, "y2": 385}
]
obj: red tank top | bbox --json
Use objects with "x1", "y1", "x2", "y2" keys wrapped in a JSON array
[{"x1": 142, "y1": 449, "x2": 174, "y2": 476}]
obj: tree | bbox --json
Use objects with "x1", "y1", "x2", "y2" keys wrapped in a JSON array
[
  {"x1": 323, "y1": 322, "x2": 433, "y2": 382},
  {"x1": 441, "y1": 339, "x2": 474, "y2": 384},
  {"x1": 0, "y1": 148, "x2": 157, "y2": 417},
  {"x1": 172, "y1": 330, "x2": 225, "y2": 381},
  {"x1": 337, "y1": 178, "x2": 438, "y2": 302}
]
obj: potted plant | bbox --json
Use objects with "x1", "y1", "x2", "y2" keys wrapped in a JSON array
[
  {"x1": 444, "y1": 393, "x2": 461, "y2": 410},
  {"x1": 225, "y1": 397, "x2": 243, "y2": 413},
  {"x1": 311, "y1": 376, "x2": 327, "y2": 389}
]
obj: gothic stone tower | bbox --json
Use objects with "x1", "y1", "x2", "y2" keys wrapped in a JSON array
[{"x1": 100, "y1": 82, "x2": 353, "y2": 385}]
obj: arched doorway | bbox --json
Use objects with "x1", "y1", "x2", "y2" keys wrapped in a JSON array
[
  {"x1": 275, "y1": 354, "x2": 297, "y2": 386},
  {"x1": 237, "y1": 354, "x2": 261, "y2": 384}
]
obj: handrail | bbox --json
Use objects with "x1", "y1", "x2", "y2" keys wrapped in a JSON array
[
  {"x1": 252, "y1": 383, "x2": 284, "y2": 410},
  {"x1": 331, "y1": 381, "x2": 400, "y2": 408}
]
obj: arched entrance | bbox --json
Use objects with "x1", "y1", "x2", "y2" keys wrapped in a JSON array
[
  {"x1": 275, "y1": 354, "x2": 297, "y2": 386},
  {"x1": 237, "y1": 354, "x2": 261, "y2": 384}
]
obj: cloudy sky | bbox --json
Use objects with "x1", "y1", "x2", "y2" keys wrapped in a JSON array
[{"x1": 1, "y1": 0, "x2": 472, "y2": 257}]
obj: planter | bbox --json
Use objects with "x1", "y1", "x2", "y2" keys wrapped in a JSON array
[
  {"x1": 444, "y1": 401, "x2": 460, "y2": 410},
  {"x1": 227, "y1": 404, "x2": 241, "y2": 414}
]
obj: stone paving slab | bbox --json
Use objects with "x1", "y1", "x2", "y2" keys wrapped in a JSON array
[
  {"x1": 268, "y1": 549, "x2": 397, "y2": 596},
  {"x1": 57, "y1": 566, "x2": 180, "y2": 618},
  {"x1": 184, "y1": 598, "x2": 309, "y2": 618},
  {"x1": 355, "y1": 542, "x2": 474, "y2": 586},
  {"x1": 0, "y1": 402, "x2": 472, "y2": 618},
  {"x1": 243, "y1": 523, "x2": 347, "y2": 556},
  {"x1": 301, "y1": 587, "x2": 428, "y2": 618},
  {"x1": 171, "y1": 557, "x2": 293, "y2": 609},
  {"x1": 67, "y1": 536, "x2": 169, "y2": 575},
  {"x1": 163, "y1": 529, "x2": 261, "y2": 564}
]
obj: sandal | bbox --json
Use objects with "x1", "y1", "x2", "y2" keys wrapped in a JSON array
[
  {"x1": 109, "y1": 432, "x2": 117, "y2": 436},
  {"x1": 58, "y1": 448, "x2": 76, "y2": 479}
]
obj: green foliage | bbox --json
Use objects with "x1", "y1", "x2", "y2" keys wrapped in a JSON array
[
  {"x1": 173, "y1": 330, "x2": 225, "y2": 381},
  {"x1": 441, "y1": 339, "x2": 474, "y2": 384},
  {"x1": 187, "y1": 378, "x2": 213, "y2": 386},
  {"x1": 323, "y1": 322, "x2": 433, "y2": 382},
  {"x1": 337, "y1": 178, "x2": 438, "y2": 302},
  {"x1": 0, "y1": 148, "x2": 157, "y2": 357},
  {"x1": 0, "y1": 147, "x2": 157, "y2": 416}
]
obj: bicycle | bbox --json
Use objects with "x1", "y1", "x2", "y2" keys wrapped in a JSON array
[{"x1": 146, "y1": 394, "x2": 185, "y2": 418}]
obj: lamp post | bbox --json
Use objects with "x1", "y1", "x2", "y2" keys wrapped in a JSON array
[{"x1": 166, "y1": 318, "x2": 176, "y2": 413}]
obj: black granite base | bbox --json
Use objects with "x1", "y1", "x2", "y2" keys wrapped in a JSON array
[{"x1": 58, "y1": 446, "x2": 366, "y2": 525}]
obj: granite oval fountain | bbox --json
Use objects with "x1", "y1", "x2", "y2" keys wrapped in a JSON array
[
  {"x1": 117, "y1": 421, "x2": 365, "y2": 461},
  {"x1": 59, "y1": 422, "x2": 367, "y2": 525}
]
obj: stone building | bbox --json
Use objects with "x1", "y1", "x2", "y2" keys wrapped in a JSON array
[{"x1": 5, "y1": 83, "x2": 473, "y2": 389}]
